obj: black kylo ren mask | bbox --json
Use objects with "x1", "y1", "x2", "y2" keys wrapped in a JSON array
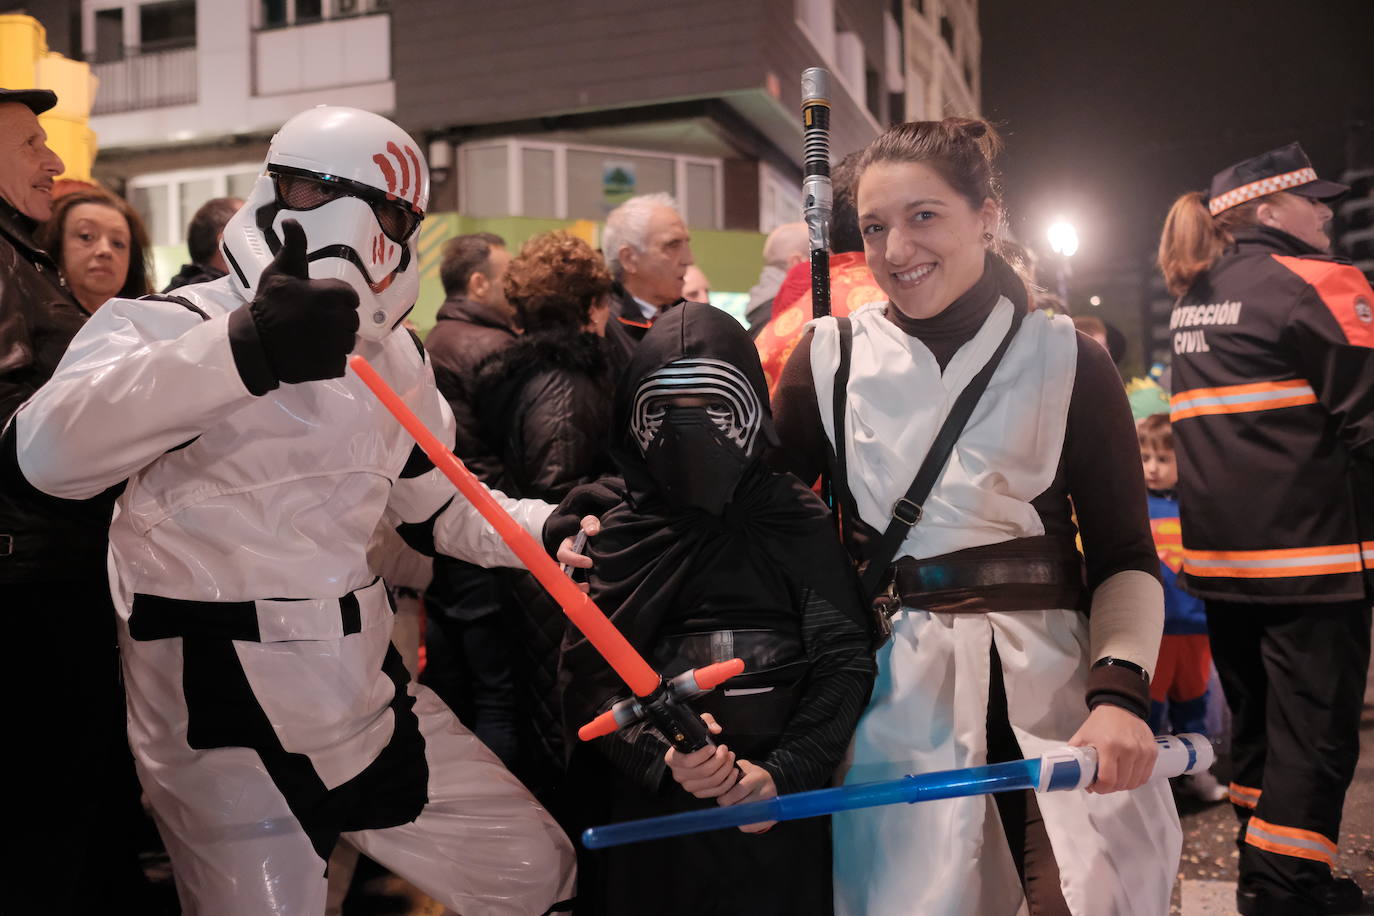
[
  {"x1": 640, "y1": 403, "x2": 752, "y2": 515},
  {"x1": 612, "y1": 302, "x2": 779, "y2": 513}
]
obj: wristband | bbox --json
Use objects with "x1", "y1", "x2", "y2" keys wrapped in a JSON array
[{"x1": 1092, "y1": 656, "x2": 1148, "y2": 681}]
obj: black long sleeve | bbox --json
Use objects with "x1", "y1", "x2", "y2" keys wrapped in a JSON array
[{"x1": 759, "y1": 583, "x2": 875, "y2": 794}]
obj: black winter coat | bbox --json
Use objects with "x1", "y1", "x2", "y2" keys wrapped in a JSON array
[
  {"x1": 424, "y1": 295, "x2": 520, "y2": 485},
  {"x1": 0, "y1": 200, "x2": 117, "y2": 582},
  {"x1": 471, "y1": 329, "x2": 617, "y2": 810},
  {"x1": 473, "y1": 330, "x2": 616, "y2": 502},
  {"x1": 162, "y1": 261, "x2": 226, "y2": 292}
]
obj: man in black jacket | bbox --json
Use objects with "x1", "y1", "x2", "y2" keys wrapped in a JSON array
[
  {"x1": 421, "y1": 232, "x2": 523, "y2": 767},
  {"x1": 0, "y1": 87, "x2": 159, "y2": 913},
  {"x1": 163, "y1": 196, "x2": 243, "y2": 291},
  {"x1": 425, "y1": 232, "x2": 516, "y2": 481}
]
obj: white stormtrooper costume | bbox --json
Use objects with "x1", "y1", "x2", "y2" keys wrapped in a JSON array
[{"x1": 8, "y1": 107, "x2": 575, "y2": 915}]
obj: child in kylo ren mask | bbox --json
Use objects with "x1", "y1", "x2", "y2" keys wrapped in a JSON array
[{"x1": 558, "y1": 302, "x2": 876, "y2": 916}]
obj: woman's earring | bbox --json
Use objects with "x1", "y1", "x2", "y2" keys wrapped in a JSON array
[{"x1": 982, "y1": 231, "x2": 994, "y2": 243}]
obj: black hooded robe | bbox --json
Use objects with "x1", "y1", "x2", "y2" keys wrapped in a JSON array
[{"x1": 559, "y1": 304, "x2": 877, "y2": 916}]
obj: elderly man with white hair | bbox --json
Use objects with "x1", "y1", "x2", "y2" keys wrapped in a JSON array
[
  {"x1": 601, "y1": 192, "x2": 694, "y2": 367},
  {"x1": 745, "y1": 220, "x2": 809, "y2": 338}
]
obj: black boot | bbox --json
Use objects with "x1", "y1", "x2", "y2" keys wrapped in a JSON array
[
  {"x1": 1237, "y1": 877, "x2": 1366, "y2": 916},
  {"x1": 1320, "y1": 877, "x2": 1364, "y2": 915}
]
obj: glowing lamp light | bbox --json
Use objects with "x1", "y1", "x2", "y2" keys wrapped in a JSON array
[
  {"x1": 1089, "y1": 295, "x2": 1101, "y2": 307},
  {"x1": 1047, "y1": 220, "x2": 1079, "y2": 257}
]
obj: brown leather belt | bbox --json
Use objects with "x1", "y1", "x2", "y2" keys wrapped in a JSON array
[{"x1": 876, "y1": 555, "x2": 1086, "y2": 616}]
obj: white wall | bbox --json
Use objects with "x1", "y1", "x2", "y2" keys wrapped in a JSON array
[
  {"x1": 90, "y1": 2, "x2": 394, "y2": 150},
  {"x1": 255, "y1": 16, "x2": 390, "y2": 96}
]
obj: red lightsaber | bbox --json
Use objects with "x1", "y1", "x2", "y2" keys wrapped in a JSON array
[{"x1": 349, "y1": 355, "x2": 742, "y2": 750}]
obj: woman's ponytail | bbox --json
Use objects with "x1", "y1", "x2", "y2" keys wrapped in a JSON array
[{"x1": 1157, "y1": 191, "x2": 1267, "y2": 297}]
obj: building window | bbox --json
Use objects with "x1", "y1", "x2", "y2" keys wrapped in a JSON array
[
  {"x1": 460, "y1": 138, "x2": 722, "y2": 229},
  {"x1": 940, "y1": 15, "x2": 954, "y2": 48},
  {"x1": 261, "y1": 0, "x2": 287, "y2": 28},
  {"x1": 759, "y1": 163, "x2": 802, "y2": 235},
  {"x1": 94, "y1": 8, "x2": 124, "y2": 63},
  {"x1": 139, "y1": 0, "x2": 196, "y2": 52},
  {"x1": 259, "y1": 0, "x2": 387, "y2": 29},
  {"x1": 128, "y1": 164, "x2": 261, "y2": 248},
  {"x1": 460, "y1": 145, "x2": 510, "y2": 218},
  {"x1": 907, "y1": 69, "x2": 927, "y2": 121},
  {"x1": 866, "y1": 67, "x2": 882, "y2": 123},
  {"x1": 683, "y1": 162, "x2": 718, "y2": 229},
  {"x1": 794, "y1": 0, "x2": 836, "y2": 62},
  {"x1": 520, "y1": 147, "x2": 558, "y2": 217}
]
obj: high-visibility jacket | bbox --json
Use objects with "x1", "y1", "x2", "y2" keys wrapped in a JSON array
[{"x1": 1169, "y1": 226, "x2": 1374, "y2": 603}]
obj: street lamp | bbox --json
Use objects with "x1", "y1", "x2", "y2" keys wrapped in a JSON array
[{"x1": 1046, "y1": 219, "x2": 1078, "y2": 305}]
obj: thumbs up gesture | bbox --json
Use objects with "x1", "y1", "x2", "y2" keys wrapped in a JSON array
[{"x1": 229, "y1": 219, "x2": 362, "y2": 393}]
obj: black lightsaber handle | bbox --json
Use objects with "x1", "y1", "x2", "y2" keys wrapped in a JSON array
[
  {"x1": 801, "y1": 68, "x2": 834, "y2": 322},
  {"x1": 640, "y1": 684, "x2": 713, "y2": 754},
  {"x1": 641, "y1": 687, "x2": 746, "y2": 788},
  {"x1": 802, "y1": 68, "x2": 836, "y2": 512},
  {"x1": 810, "y1": 248, "x2": 832, "y2": 319}
]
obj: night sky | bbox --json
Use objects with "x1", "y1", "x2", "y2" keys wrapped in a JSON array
[{"x1": 978, "y1": 0, "x2": 1374, "y2": 299}]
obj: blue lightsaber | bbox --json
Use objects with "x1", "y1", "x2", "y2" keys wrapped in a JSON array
[{"x1": 582, "y1": 733, "x2": 1211, "y2": 849}]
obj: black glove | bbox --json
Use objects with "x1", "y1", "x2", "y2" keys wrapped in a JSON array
[{"x1": 228, "y1": 219, "x2": 361, "y2": 395}]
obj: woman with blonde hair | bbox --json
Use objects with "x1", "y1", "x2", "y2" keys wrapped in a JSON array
[{"x1": 772, "y1": 117, "x2": 1181, "y2": 915}]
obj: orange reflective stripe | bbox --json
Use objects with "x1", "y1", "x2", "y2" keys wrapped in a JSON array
[
  {"x1": 1245, "y1": 817, "x2": 1337, "y2": 865},
  {"x1": 1272, "y1": 255, "x2": 1374, "y2": 349},
  {"x1": 1362, "y1": 541, "x2": 1374, "y2": 565},
  {"x1": 1228, "y1": 782, "x2": 1261, "y2": 808},
  {"x1": 1170, "y1": 379, "x2": 1317, "y2": 421},
  {"x1": 1184, "y1": 544, "x2": 1363, "y2": 579}
]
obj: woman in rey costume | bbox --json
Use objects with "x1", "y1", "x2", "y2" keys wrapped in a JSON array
[{"x1": 772, "y1": 117, "x2": 1182, "y2": 915}]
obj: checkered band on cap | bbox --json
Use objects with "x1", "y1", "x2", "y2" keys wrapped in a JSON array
[{"x1": 1208, "y1": 167, "x2": 1317, "y2": 216}]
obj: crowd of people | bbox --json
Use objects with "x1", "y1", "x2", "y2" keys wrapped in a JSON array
[{"x1": 1, "y1": 81, "x2": 1371, "y2": 916}]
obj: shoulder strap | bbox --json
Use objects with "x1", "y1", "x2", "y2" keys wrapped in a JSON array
[
  {"x1": 829, "y1": 316, "x2": 853, "y2": 500},
  {"x1": 859, "y1": 307, "x2": 1027, "y2": 597},
  {"x1": 822, "y1": 317, "x2": 858, "y2": 542},
  {"x1": 140, "y1": 293, "x2": 209, "y2": 321}
]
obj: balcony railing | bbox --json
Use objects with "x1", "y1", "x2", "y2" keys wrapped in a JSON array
[{"x1": 92, "y1": 46, "x2": 198, "y2": 115}]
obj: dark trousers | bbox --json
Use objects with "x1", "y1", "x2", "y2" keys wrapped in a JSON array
[
  {"x1": 421, "y1": 557, "x2": 519, "y2": 768},
  {"x1": 1207, "y1": 599, "x2": 1372, "y2": 913},
  {"x1": 5, "y1": 576, "x2": 162, "y2": 914}
]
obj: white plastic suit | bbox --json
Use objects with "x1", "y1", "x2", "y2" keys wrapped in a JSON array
[{"x1": 6, "y1": 107, "x2": 575, "y2": 915}]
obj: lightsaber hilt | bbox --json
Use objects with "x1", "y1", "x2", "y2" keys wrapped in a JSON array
[
  {"x1": 578, "y1": 659, "x2": 746, "y2": 753},
  {"x1": 801, "y1": 67, "x2": 833, "y2": 321},
  {"x1": 581, "y1": 733, "x2": 1214, "y2": 849},
  {"x1": 1036, "y1": 732, "x2": 1213, "y2": 792}
]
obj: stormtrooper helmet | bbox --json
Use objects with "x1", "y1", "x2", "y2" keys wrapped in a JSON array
[{"x1": 222, "y1": 105, "x2": 430, "y2": 340}]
